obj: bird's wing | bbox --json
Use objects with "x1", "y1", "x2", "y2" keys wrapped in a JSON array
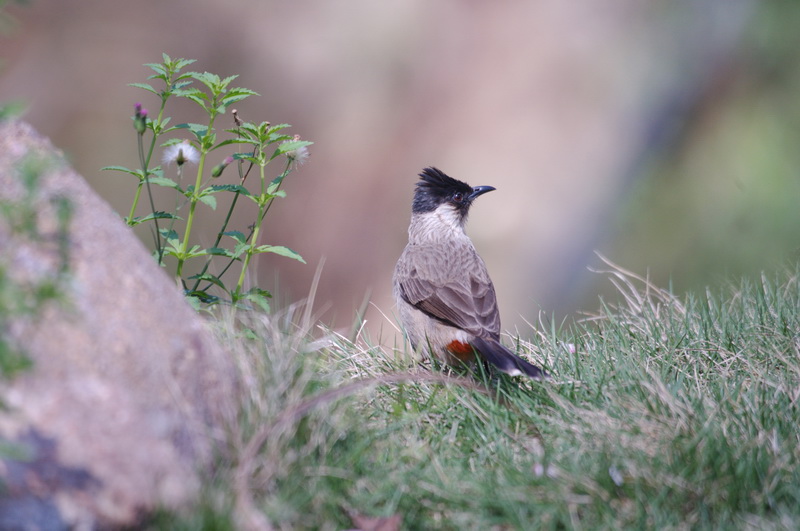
[{"x1": 395, "y1": 243, "x2": 501, "y2": 338}]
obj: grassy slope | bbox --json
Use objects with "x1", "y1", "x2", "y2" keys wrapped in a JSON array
[{"x1": 155, "y1": 263, "x2": 800, "y2": 530}]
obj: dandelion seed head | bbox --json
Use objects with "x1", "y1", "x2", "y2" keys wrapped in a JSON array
[
  {"x1": 284, "y1": 134, "x2": 309, "y2": 166},
  {"x1": 163, "y1": 140, "x2": 200, "y2": 167}
]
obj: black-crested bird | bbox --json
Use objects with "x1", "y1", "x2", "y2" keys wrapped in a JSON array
[{"x1": 393, "y1": 167, "x2": 548, "y2": 379}]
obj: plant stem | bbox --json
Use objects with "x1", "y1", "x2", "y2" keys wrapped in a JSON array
[
  {"x1": 131, "y1": 99, "x2": 168, "y2": 263},
  {"x1": 164, "y1": 163, "x2": 184, "y2": 239},
  {"x1": 126, "y1": 180, "x2": 143, "y2": 225},
  {"x1": 201, "y1": 161, "x2": 290, "y2": 295},
  {"x1": 175, "y1": 112, "x2": 217, "y2": 282},
  {"x1": 175, "y1": 154, "x2": 206, "y2": 281},
  {"x1": 140, "y1": 133, "x2": 164, "y2": 265},
  {"x1": 189, "y1": 159, "x2": 253, "y2": 293},
  {"x1": 235, "y1": 163, "x2": 267, "y2": 298}
]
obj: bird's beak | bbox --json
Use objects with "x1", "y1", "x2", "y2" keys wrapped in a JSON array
[{"x1": 469, "y1": 186, "x2": 496, "y2": 200}]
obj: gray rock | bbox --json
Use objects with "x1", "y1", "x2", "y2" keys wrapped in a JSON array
[{"x1": 0, "y1": 121, "x2": 234, "y2": 529}]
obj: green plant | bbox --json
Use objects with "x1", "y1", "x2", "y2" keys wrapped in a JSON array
[
  {"x1": 0, "y1": 0, "x2": 30, "y2": 120},
  {"x1": 0, "y1": 155, "x2": 72, "y2": 379},
  {"x1": 104, "y1": 54, "x2": 311, "y2": 309}
]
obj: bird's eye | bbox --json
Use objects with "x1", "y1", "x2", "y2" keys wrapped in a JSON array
[{"x1": 452, "y1": 192, "x2": 464, "y2": 202}]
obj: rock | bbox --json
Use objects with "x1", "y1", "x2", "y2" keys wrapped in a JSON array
[{"x1": 0, "y1": 121, "x2": 234, "y2": 529}]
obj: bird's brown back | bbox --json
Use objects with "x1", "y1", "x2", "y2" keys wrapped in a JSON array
[{"x1": 394, "y1": 239, "x2": 501, "y2": 339}]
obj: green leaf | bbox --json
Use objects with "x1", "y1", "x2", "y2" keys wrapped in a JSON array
[
  {"x1": 219, "y1": 90, "x2": 258, "y2": 110},
  {"x1": 232, "y1": 241, "x2": 249, "y2": 259},
  {"x1": 185, "y1": 290, "x2": 219, "y2": 305},
  {"x1": 245, "y1": 194, "x2": 263, "y2": 206},
  {"x1": 274, "y1": 140, "x2": 313, "y2": 155},
  {"x1": 147, "y1": 176, "x2": 182, "y2": 190},
  {"x1": 144, "y1": 62, "x2": 166, "y2": 76},
  {"x1": 248, "y1": 287, "x2": 272, "y2": 298},
  {"x1": 238, "y1": 122, "x2": 261, "y2": 137},
  {"x1": 190, "y1": 71, "x2": 223, "y2": 92},
  {"x1": 162, "y1": 243, "x2": 182, "y2": 259},
  {"x1": 254, "y1": 245, "x2": 305, "y2": 263},
  {"x1": 212, "y1": 138, "x2": 257, "y2": 150},
  {"x1": 183, "y1": 244, "x2": 207, "y2": 259},
  {"x1": 245, "y1": 193, "x2": 266, "y2": 206},
  {"x1": 175, "y1": 86, "x2": 208, "y2": 100},
  {"x1": 226, "y1": 87, "x2": 259, "y2": 98},
  {"x1": 188, "y1": 273, "x2": 227, "y2": 290},
  {"x1": 257, "y1": 190, "x2": 286, "y2": 204},
  {"x1": 135, "y1": 211, "x2": 180, "y2": 224},
  {"x1": 208, "y1": 184, "x2": 252, "y2": 196},
  {"x1": 267, "y1": 171, "x2": 289, "y2": 192},
  {"x1": 172, "y1": 57, "x2": 197, "y2": 70},
  {"x1": 129, "y1": 82, "x2": 159, "y2": 95},
  {"x1": 241, "y1": 287, "x2": 271, "y2": 312},
  {"x1": 147, "y1": 75, "x2": 168, "y2": 85},
  {"x1": 223, "y1": 230, "x2": 247, "y2": 244},
  {"x1": 173, "y1": 80, "x2": 193, "y2": 90},
  {"x1": 160, "y1": 228, "x2": 181, "y2": 246},
  {"x1": 102, "y1": 165, "x2": 143, "y2": 178},
  {"x1": 175, "y1": 72, "x2": 195, "y2": 82},
  {"x1": 160, "y1": 137, "x2": 189, "y2": 147},
  {"x1": 174, "y1": 88, "x2": 208, "y2": 109},
  {"x1": 174, "y1": 123, "x2": 210, "y2": 140},
  {"x1": 198, "y1": 194, "x2": 217, "y2": 210},
  {"x1": 205, "y1": 247, "x2": 237, "y2": 259},
  {"x1": 201, "y1": 132, "x2": 217, "y2": 150},
  {"x1": 267, "y1": 133, "x2": 293, "y2": 144},
  {"x1": 220, "y1": 75, "x2": 239, "y2": 88},
  {"x1": 236, "y1": 155, "x2": 262, "y2": 169},
  {"x1": 185, "y1": 296, "x2": 202, "y2": 311}
]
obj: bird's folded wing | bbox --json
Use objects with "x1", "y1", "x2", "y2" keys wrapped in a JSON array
[{"x1": 396, "y1": 245, "x2": 500, "y2": 337}]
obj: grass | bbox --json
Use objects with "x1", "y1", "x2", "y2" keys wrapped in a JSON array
[{"x1": 151, "y1": 259, "x2": 800, "y2": 530}]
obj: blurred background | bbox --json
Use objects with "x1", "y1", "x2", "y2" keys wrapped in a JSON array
[{"x1": 1, "y1": 0, "x2": 799, "y2": 339}]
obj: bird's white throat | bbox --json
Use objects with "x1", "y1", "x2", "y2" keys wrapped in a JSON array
[{"x1": 408, "y1": 204, "x2": 469, "y2": 244}]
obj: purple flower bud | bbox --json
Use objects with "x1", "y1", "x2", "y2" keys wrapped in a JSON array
[
  {"x1": 211, "y1": 156, "x2": 235, "y2": 178},
  {"x1": 133, "y1": 103, "x2": 148, "y2": 135}
]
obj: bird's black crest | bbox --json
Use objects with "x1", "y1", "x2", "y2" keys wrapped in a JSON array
[{"x1": 412, "y1": 167, "x2": 473, "y2": 213}]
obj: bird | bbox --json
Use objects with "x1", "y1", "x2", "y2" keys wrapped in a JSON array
[{"x1": 393, "y1": 167, "x2": 548, "y2": 379}]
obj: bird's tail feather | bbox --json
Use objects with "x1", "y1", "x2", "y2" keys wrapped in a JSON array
[{"x1": 471, "y1": 336, "x2": 548, "y2": 380}]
